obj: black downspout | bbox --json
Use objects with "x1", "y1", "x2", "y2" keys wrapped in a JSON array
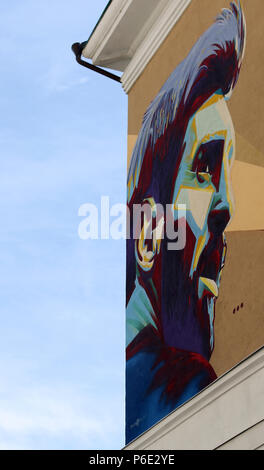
[{"x1": 71, "y1": 42, "x2": 121, "y2": 83}]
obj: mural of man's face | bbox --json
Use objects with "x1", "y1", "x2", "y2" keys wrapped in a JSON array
[{"x1": 162, "y1": 92, "x2": 235, "y2": 359}]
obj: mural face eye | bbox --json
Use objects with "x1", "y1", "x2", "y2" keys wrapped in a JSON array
[
  {"x1": 193, "y1": 149, "x2": 212, "y2": 184},
  {"x1": 192, "y1": 139, "x2": 225, "y2": 190}
]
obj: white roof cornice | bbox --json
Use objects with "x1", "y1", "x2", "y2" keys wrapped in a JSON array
[
  {"x1": 82, "y1": 0, "x2": 192, "y2": 93},
  {"x1": 125, "y1": 347, "x2": 264, "y2": 450}
]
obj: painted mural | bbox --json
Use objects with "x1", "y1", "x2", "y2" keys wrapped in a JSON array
[{"x1": 126, "y1": 1, "x2": 246, "y2": 443}]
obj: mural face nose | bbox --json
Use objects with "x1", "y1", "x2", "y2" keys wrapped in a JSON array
[
  {"x1": 208, "y1": 207, "x2": 231, "y2": 236},
  {"x1": 219, "y1": 159, "x2": 235, "y2": 229}
]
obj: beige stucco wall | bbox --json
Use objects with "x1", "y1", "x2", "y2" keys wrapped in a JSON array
[
  {"x1": 127, "y1": 0, "x2": 264, "y2": 377},
  {"x1": 128, "y1": 0, "x2": 264, "y2": 161}
]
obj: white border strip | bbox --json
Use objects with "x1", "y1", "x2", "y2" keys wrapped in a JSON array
[
  {"x1": 82, "y1": 0, "x2": 134, "y2": 60},
  {"x1": 121, "y1": 0, "x2": 192, "y2": 93},
  {"x1": 125, "y1": 347, "x2": 264, "y2": 449}
]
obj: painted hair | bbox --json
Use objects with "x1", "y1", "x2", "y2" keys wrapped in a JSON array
[{"x1": 127, "y1": 1, "x2": 246, "y2": 207}]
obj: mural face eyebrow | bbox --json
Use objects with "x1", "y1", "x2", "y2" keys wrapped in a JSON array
[{"x1": 192, "y1": 139, "x2": 225, "y2": 191}]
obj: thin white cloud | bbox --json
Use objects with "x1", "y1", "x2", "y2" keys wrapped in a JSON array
[
  {"x1": 42, "y1": 63, "x2": 91, "y2": 94},
  {"x1": 0, "y1": 382, "x2": 123, "y2": 449}
]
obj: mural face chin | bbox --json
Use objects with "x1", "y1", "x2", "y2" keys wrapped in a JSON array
[{"x1": 170, "y1": 93, "x2": 235, "y2": 356}]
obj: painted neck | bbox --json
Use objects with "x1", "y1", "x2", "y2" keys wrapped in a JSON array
[{"x1": 126, "y1": 279, "x2": 158, "y2": 347}]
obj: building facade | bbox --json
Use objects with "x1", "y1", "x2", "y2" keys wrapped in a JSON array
[{"x1": 75, "y1": 0, "x2": 264, "y2": 449}]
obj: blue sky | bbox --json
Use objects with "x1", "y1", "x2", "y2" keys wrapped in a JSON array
[{"x1": 0, "y1": 1, "x2": 127, "y2": 449}]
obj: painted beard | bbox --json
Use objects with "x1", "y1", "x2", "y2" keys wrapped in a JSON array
[
  {"x1": 161, "y1": 227, "x2": 226, "y2": 361},
  {"x1": 197, "y1": 232, "x2": 227, "y2": 353}
]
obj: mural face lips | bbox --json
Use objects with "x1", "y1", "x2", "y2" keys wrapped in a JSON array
[
  {"x1": 194, "y1": 215, "x2": 227, "y2": 348},
  {"x1": 196, "y1": 234, "x2": 225, "y2": 291},
  {"x1": 195, "y1": 237, "x2": 223, "y2": 352}
]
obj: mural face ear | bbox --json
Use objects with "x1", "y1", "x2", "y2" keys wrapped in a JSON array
[{"x1": 135, "y1": 197, "x2": 164, "y2": 272}]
